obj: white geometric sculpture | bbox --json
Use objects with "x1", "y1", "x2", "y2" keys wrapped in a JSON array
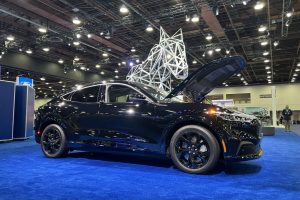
[{"x1": 126, "y1": 27, "x2": 189, "y2": 92}]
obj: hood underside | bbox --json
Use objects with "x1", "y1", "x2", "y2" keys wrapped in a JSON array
[{"x1": 165, "y1": 56, "x2": 247, "y2": 102}]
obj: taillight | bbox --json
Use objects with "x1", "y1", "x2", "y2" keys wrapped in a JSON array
[{"x1": 36, "y1": 130, "x2": 42, "y2": 135}]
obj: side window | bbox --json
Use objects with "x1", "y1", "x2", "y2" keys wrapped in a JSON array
[
  {"x1": 71, "y1": 86, "x2": 100, "y2": 103},
  {"x1": 108, "y1": 85, "x2": 144, "y2": 103}
]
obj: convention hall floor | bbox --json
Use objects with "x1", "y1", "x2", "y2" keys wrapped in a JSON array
[{"x1": 0, "y1": 128, "x2": 300, "y2": 200}]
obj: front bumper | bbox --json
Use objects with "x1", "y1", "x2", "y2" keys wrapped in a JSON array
[
  {"x1": 224, "y1": 142, "x2": 263, "y2": 161},
  {"x1": 218, "y1": 118, "x2": 263, "y2": 161}
]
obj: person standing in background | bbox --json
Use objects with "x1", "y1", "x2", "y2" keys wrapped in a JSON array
[{"x1": 282, "y1": 105, "x2": 293, "y2": 132}]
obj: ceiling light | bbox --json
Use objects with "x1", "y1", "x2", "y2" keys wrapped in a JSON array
[
  {"x1": 242, "y1": 1, "x2": 247, "y2": 5},
  {"x1": 102, "y1": 52, "x2": 108, "y2": 57},
  {"x1": 267, "y1": 71, "x2": 271, "y2": 74},
  {"x1": 115, "y1": 70, "x2": 119, "y2": 73},
  {"x1": 115, "y1": 75, "x2": 119, "y2": 79},
  {"x1": 19, "y1": 48, "x2": 22, "y2": 52},
  {"x1": 191, "y1": 14, "x2": 199, "y2": 23},
  {"x1": 185, "y1": 15, "x2": 190, "y2": 22},
  {"x1": 202, "y1": 52, "x2": 205, "y2": 57},
  {"x1": 237, "y1": 73, "x2": 241, "y2": 77},
  {"x1": 73, "y1": 68, "x2": 77, "y2": 71},
  {"x1": 296, "y1": 69, "x2": 300, "y2": 72},
  {"x1": 265, "y1": 66, "x2": 271, "y2": 70},
  {"x1": 40, "y1": 77, "x2": 46, "y2": 81},
  {"x1": 42, "y1": 47, "x2": 50, "y2": 52},
  {"x1": 87, "y1": 34, "x2": 92, "y2": 38},
  {"x1": 297, "y1": 63, "x2": 300, "y2": 67},
  {"x1": 258, "y1": 25, "x2": 267, "y2": 32},
  {"x1": 136, "y1": 59, "x2": 140, "y2": 63},
  {"x1": 58, "y1": 59, "x2": 64, "y2": 64},
  {"x1": 264, "y1": 59, "x2": 270, "y2": 63},
  {"x1": 122, "y1": 61, "x2": 126, "y2": 65},
  {"x1": 226, "y1": 49, "x2": 230, "y2": 54},
  {"x1": 38, "y1": 27, "x2": 47, "y2": 33},
  {"x1": 72, "y1": 17, "x2": 81, "y2": 25},
  {"x1": 95, "y1": 64, "x2": 100, "y2": 68},
  {"x1": 146, "y1": 25, "x2": 154, "y2": 32},
  {"x1": 6, "y1": 35, "x2": 14, "y2": 41},
  {"x1": 100, "y1": 71, "x2": 105, "y2": 75},
  {"x1": 26, "y1": 49, "x2": 32, "y2": 54},
  {"x1": 192, "y1": 60, "x2": 197, "y2": 64},
  {"x1": 261, "y1": 41, "x2": 268, "y2": 46},
  {"x1": 215, "y1": 48, "x2": 221, "y2": 52},
  {"x1": 293, "y1": 74, "x2": 298, "y2": 77},
  {"x1": 274, "y1": 41, "x2": 279, "y2": 46},
  {"x1": 131, "y1": 47, "x2": 136, "y2": 52},
  {"x1": 45, "y1": 82, "x2": 49, "y2": 85},
  {"x1": 291, "y1": 79, "x2": 295, "y2": 83},
  {"x1": 80, "y1": 66, "x2": 86, "y2": 70},
  {"x1": 286, "y1": 11, "x2": 293, "y2": 18},
  {"x1": 254, "y1": 1, "x2": 265, "y2": 10},
  {"x1": 267, "y1": 75, "x2": 271, "y2": 79},
  {"x1": 208, "y1": 50, "x2": 213, "y2": 55},
  {"x1": 76, "y1": 34, "x2": 81, "y2": 38},
  {"x1": 118, "y1": 63, "x2": 121, "y2": 66},
  {"x1": 129, "y1": 62, "x2": 134, "y2": 67},
  {"x1": 263, "y1": 51, "x2": 269, "y2": 56},
  {"x1": 241, "y1": 77, "x2": 245, "y2": 81},
  {"x1": 74, "y1": 57, "x2": 80, "y2": 61},
  {"x1": 206, "y1": 34, "x2": 213, "y2": 41},
  {"x1": 73, "y1": 41, "x2": 80, "y2": 46},
  {"x1": 120, "y1": 4, "x2": 129, "y2": 14},
  {"x1": 59, "y1": 81, "x2": 63, "y2": 84}
]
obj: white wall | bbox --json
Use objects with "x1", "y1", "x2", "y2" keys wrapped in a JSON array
[
  {"x1": 209, "y1": 83, "x2": 300, "y2": 110},
  {"x1": 209, "y1": 83, "x2": 300, "y2": 121},
  {"x1": 34, "y1": 98, "x2": 51, "y2": 110}
]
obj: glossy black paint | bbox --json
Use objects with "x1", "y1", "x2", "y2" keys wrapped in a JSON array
[{"x1": 34, "y1": 81, "x2": 263, "y2": 161}]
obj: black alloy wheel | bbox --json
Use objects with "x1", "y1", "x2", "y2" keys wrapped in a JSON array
[
  {"x1": 41, "y1": 124, "x2": 68, "y2": 158},
  {"x1": 170, "y1": 125, "x2": 220, "y2": 174}
]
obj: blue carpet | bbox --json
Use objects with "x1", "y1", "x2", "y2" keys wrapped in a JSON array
[{"x1": 0, "y1": 129, "x2": 300, "y2": 200}]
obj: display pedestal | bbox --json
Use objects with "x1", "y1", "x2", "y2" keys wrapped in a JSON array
[
  {"x1": 13, "y1": 85, "x2": 35, "y2": 139},
  {"x1": 262, "y1": 126, "x2": 275, "y2": 136},
  {"x1": 0, "y1": 80, "x2": 16, "y2": 141}
]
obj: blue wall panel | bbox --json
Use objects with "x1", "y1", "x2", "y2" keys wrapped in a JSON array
[
  {"x1": 0, "y1": 81, "x2": 15, "y2": 141},
  {"x1": 13, "y1": 86, "x2": 35, "y2": 139}
]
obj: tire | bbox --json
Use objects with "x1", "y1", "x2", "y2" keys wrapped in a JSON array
[
  {"x1": 41, "y1": 124, "x2": 68, "y2": 158},
  {"x1": 169, "y1": 125, "x2": 220, "y2": 174}
]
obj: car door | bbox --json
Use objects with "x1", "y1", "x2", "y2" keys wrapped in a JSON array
[
  {"x1": 97, "y1": 83, "x2": 161, "y2": 152},
  {"x1": 63, "y1": 85, "x2": 102, "y2": 141}
]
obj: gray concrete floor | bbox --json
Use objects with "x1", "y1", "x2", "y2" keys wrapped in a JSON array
[{"x1": 291, "y1": 125, "x2": 300, "y2": 134}]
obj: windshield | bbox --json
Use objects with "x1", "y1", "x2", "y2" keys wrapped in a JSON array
[{"x1": 134, "y1": 83, "x2": 168, "y2": 101}]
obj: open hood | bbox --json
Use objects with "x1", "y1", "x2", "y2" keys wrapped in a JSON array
[{"x1": 165, "y1": 56, "x2": 246, "y2": 102}]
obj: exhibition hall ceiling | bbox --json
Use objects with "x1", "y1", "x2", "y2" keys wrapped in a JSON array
[{"x1": 0, "y1": 0, "x2": 300, "y2": 98}]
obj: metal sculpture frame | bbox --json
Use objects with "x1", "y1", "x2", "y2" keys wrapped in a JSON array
[{"x1": 126, "y1": 27, "x2": 188, "y2": 92}]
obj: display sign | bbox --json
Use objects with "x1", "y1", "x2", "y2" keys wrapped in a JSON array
[
  {"x1": 16, "y1": 77, "x2": 33, "y2": 87},
  {"x1": 211, "y1": 99, "x2": 234, "y2": 107},
  {"x1": 259, "y1": 94, "x2": 272, "y2": 98}
]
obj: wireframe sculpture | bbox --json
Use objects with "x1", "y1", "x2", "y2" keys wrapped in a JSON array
[{"x1": 126, "y1": 27, "x2": 188, "y2": 92}]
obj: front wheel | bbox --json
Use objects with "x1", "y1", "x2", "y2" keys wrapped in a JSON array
[
  {"x1": 41, "y1": 124, "x2": 68, "y2": 158},
  {"x1": 170, "y1": 125, "x2": 220, "y2": 174}
]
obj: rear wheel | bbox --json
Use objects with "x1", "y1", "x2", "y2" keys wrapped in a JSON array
[
  {"x1": 41, "y1": 124, "x2": 68, "y2": 158},
  {"x1": 170, "y1": 125, "x2": 220, "y2": 174}
]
